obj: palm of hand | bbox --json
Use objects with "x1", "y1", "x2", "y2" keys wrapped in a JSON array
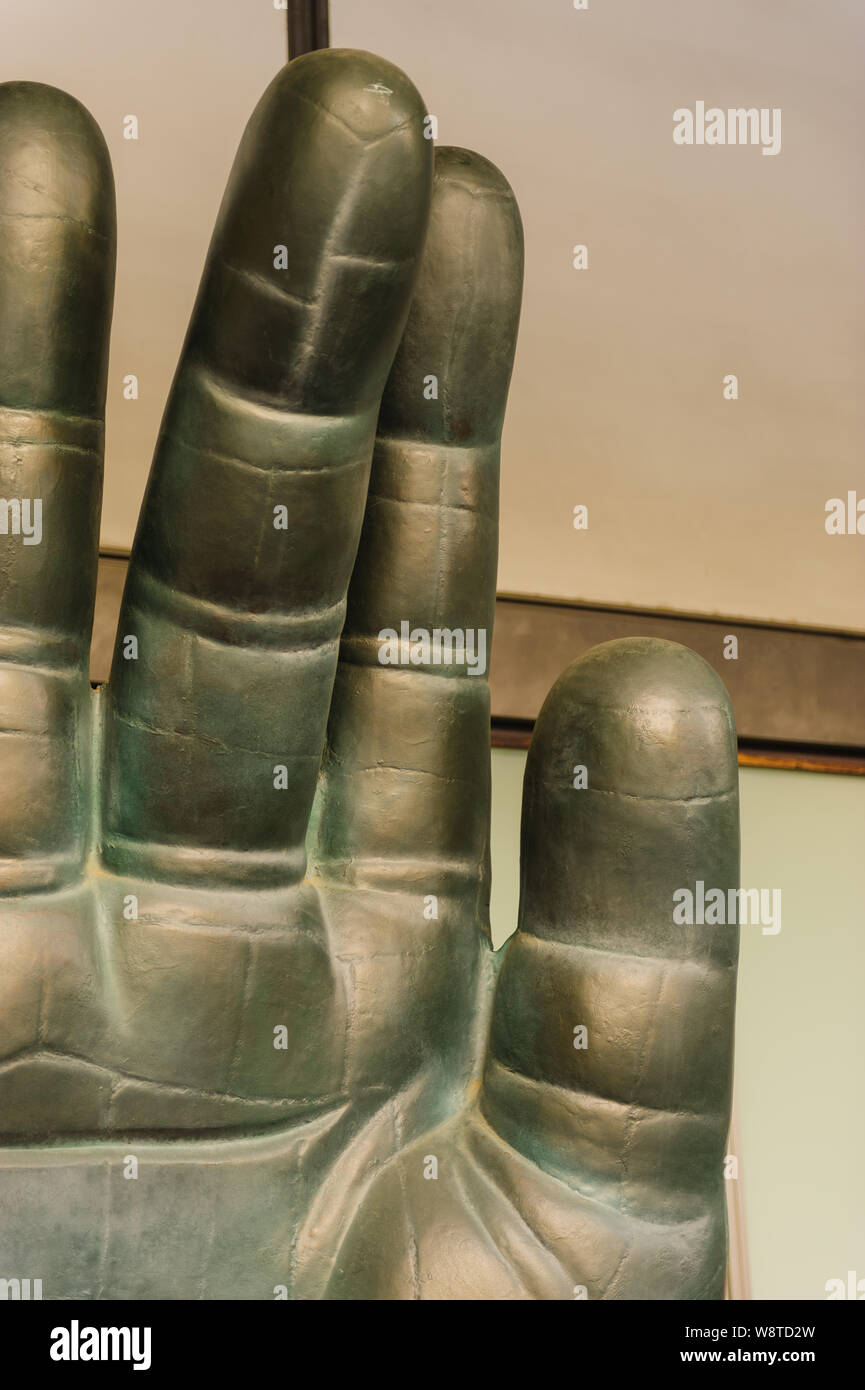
[{"x1": 0, "y1": 50, "x2": 737, "y2": 1301}]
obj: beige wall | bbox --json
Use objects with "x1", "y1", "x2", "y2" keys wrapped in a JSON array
[
  {"x1": 332, "y1": 0, "x2": 865, "y2": 632},
  {"x1": 5, "y1": 2, "x2": 863, "y2": 631}
]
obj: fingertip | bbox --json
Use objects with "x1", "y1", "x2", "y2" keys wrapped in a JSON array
[
  {"x1": 0, "y1": 81, "x2": 114, "y2": 237},
  {"x1": 518, "y1": 638, "x2": 739, "y2": 962},
  {"x1": 528, "y1": 637, "x2": 738, "y2": 803},
  {"x1": 377, "y1": 143, "x2": 524, "y2": 445},
  {"x1": 288, "y1": 47, "x2": 430, "y2": 142},
  {"x1": 435, "y1": 144, "x2": 519, "y2": 199},
  {"x1": 0, "y1": 81, "x2": 115, "y2": 416},
  {"x1": 192, "y1": 49, "x2": 432, "y2": 414}
]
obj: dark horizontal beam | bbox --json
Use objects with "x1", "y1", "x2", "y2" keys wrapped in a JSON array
[
  {"x1": 91, "y1": 559, "x2": 865, "y2": 768},
  {"x1": 490, "y1": 595, "x2": 865, "y2": 757},
  {"x1": 737, "y1": 742, "x2": 865, "y2": 776}
]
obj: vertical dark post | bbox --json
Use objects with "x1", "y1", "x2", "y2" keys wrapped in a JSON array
[{"x1": 286, "y1": 0, "x2": 330, "y2": 59}]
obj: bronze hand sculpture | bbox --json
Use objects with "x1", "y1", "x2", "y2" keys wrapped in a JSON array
[{"x1": 0, "y1": 49, "x2": 738, "y2": 1300}]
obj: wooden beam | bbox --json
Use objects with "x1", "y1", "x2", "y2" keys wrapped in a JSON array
[
  {"x1": 92, "y1": 559, "x2": 865, "y2": 768},
  {"x1": 491, "y1": 594, "x2": 865, "y2": 755}
]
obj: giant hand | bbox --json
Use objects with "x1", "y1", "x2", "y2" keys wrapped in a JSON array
[{"x1": 0, "y1": 49, "x2": 738, "y2": 1300}]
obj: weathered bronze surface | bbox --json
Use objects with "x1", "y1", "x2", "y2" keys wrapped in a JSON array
[{"x1": 0, "y1": 50, "x2": 738, "y2": 1299}]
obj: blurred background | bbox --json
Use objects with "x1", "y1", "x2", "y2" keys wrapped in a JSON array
[{"x1": 3, "y1": 0, "x2": 863, "y2": 1300}]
